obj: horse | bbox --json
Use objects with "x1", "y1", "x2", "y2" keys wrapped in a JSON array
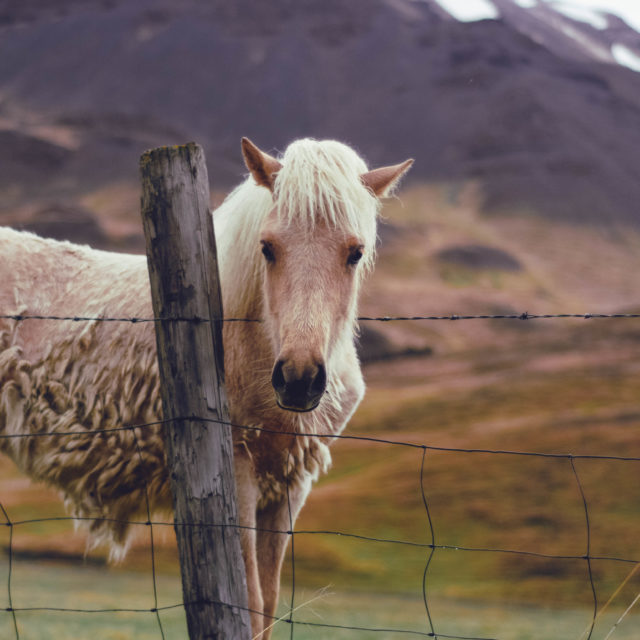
[{"x1": 0, "y1": 137, "x2": 412, "y2": 638}]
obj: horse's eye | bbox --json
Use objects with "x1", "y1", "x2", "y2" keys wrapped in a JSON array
[
  {"x1": 261, "y1": 242, "x2": 275, "y2": 263},
  {"x1": 347, "y1": 246, "x2": 364, "y2": 266}
]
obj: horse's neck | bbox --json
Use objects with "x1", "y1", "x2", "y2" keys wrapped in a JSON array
[
  {"x1": 214, "y1": 185, "x2": 268, "y2": 322},
  {"x1": 218, "y1": 246, "x2": 262, "y2": 324}
]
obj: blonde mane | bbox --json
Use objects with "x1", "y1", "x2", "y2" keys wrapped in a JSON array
[
  {"x1": 214, "y1": 138, "x2": 380, "y2": 319},
  {"x1": 274, "y1": 139, "x2": 379, "y2": 243}
]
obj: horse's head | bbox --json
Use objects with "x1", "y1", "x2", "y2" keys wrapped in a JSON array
[{"x1": 242, "y1": 137, "x2": 413, "y2": 412}]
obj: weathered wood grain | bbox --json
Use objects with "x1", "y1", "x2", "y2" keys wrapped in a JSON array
[{"x1": 140, "y1": 143, "x2": 251, "y2": 639}]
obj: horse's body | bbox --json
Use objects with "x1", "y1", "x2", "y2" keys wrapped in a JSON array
[{"x1": 0, "y1": 138, "x2": 411, "y2": 638}]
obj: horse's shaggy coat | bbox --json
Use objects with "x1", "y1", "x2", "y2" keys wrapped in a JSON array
[{"x1": 0, "y1": 138, "x2": 411, "y2": 638}]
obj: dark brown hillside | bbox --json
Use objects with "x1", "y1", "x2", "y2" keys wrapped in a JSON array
[{"x1": 2, "y1": 0, "x2": 640, "y2": 231}]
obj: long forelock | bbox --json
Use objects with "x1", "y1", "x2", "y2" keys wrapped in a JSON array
[
  {"x1": 272, "y1": 139, "x2": 380, "y2": 268},
  {"x1": 214, "y1": 138, "x2": 381, "y2": 317}
]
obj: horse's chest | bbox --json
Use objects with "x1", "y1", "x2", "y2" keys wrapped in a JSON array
[{"x1": 248, "y1": 433, "x2": 332, "y2": 508}]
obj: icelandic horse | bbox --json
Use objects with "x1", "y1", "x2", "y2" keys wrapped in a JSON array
[{"x1": 0, "y1": 137, "x2": 412, "y2": 638}]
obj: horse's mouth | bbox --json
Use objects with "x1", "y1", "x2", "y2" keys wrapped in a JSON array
[{"x1": 275, "y1": 396, "x2": 322, "y2": 413}]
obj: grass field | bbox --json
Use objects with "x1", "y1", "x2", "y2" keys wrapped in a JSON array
[{"x1": 0, "y1": 556, "x2": 636, "y2": 640}]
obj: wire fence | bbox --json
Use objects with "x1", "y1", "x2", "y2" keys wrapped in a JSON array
[
  {"x1": 0, "y1": 312, "x2": 639, "y2": 639},
  {"x1": 2, "y1": 312, "x2": 640, "y2": 323}
]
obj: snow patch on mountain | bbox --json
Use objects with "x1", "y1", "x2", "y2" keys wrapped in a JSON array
[
  {"x1": 560, "y1": 0, "x2": 640, "y2": 34},
  {"x1": 552, "y1": 2, "x2": 608, "y2": 29},
  {"x1": 433, "y1": 0, "x2": 499, "y2": 22},
  {"x1": 431, "y1": 0, "x2": 640, "y2": 73},
  {"x1": 612, "y1": 43, "x2": 640, "y2": 71}
]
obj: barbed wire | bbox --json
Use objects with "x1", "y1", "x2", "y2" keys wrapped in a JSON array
[{"x1": 2, "y1": 311, "x2": 640, "y2": 324}]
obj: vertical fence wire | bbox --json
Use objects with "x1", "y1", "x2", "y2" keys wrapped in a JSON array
[
  {"x1": 583, "y1": 562, "x2": 640, "y2": 640},
  {"x1": 569, "y1": 457, "x2": 597, "y2": 640},
  {"x1": 0, "y1": 503, "x2": 18, "y2": 639},
  {"x1": 131, "y1": 426, "x2": 166, "y2": 640},
  {"x1": 420, "y1": 446, "x2": 438, "y2": 639},
  {"x1": 285, "y1": 449, "x2": 296, "y2": 639}
]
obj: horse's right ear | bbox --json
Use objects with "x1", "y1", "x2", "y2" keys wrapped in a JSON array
[
  {"x1": 361, "y1": 159, "x2": 414, "y2": 197},
  {"x1": 241, "y1": 137, "x2": 282, "y2": 191}
]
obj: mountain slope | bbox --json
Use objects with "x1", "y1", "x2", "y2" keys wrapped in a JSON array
[{"x1": 1, "y1": 0, "x2": 640, "y2": 228}]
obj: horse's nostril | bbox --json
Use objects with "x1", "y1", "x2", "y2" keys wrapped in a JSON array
[
  {"x1": 310, "y1": 363, "x2": 326, "y2": 396},
  {"x1": 271, "y1": 359, "x2": 286, "y2": 393},
  {"x1": 272, "y1": 358, "x2": 326, "y2": 411}
]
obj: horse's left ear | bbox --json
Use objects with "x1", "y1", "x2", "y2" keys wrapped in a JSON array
[
  {"x1": 361, "y1": 159, "x2": 414, "y2": 197},
  {"x1": 241, "y1": 137, "x2": 283, "y2": 191}
]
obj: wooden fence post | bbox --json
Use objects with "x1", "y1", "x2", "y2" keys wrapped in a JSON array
[{"x1": 140, "y1": 143, "x2": 252, "y2": 639}]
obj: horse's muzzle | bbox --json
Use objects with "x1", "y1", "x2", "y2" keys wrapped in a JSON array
[{"x1": 271, "y1": 359, "x2": 327, "y2": 412}]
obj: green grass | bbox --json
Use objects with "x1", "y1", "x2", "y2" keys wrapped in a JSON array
[
  {"x1": 271, "y1": 589, "x2": 639, "y2": 640},
  {"x1": 0, "y1": 557, "x2": 637, "y2": 640},
  {"x1": 0, "y1": 557, "x2": 187, "y2": 640}
]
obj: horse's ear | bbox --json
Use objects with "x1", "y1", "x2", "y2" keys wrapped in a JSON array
[
  {"x1": 361, "y1": 159, "x2": 414, "y2": 197},
  {"x1": 241, "y1": 137, "x2": 282, "y2": 191}
]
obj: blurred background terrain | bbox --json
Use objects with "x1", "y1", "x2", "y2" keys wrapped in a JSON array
[{"x1": 0, "y1": 1, "x2": 639, "y2": 638}]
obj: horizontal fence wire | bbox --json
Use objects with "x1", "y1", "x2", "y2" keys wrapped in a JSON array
[
  {"x1": 2, "y1": 312, "x2": 640, "y2": 323},
  {"x1": 1, "y1": 416, "x2": 639, "y2": 462},
  {"x1": 1, "y1": 312, "x2": 639, "y2": 639}
]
